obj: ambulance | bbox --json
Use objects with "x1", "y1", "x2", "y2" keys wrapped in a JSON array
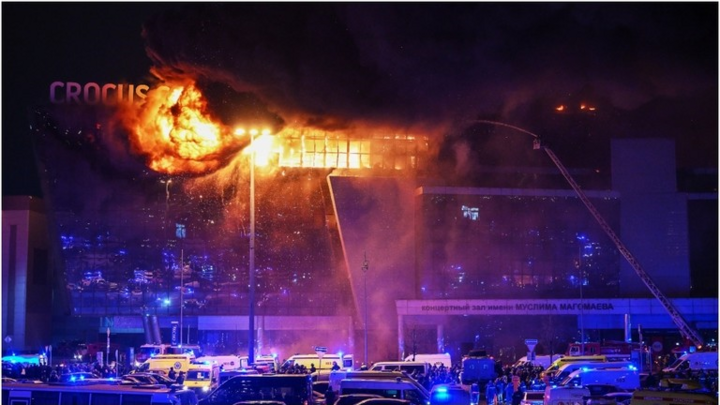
[
  {"x1": 184, "y1": 361, "x2": 221, "y2": 396},
  {"x1": 140, "y1": 354, "x2": 195, "y2": 374},
  {"x1": 281, "y1": 353, "x2": 354, "y2": 371}
]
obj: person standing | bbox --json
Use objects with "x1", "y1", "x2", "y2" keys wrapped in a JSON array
[
  {"x1": 495, "y1": 377, "x2": 505, "y2": 404},
  {"x1": 511, "y1": 375, "x2": 524, "y2": 405},
  {"x1": 168, "y1": 367, "x2": 176, "y2": 380},
  {"x1": 505, "y1": 377, "x2": 514, "y2": 404},
  {"x1": 486, "y1": 380, "x2": 497, "y2": 405}
]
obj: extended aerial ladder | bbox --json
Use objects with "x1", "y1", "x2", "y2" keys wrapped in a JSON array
[{"x1": 477, "y1": 120, "x2": 705, "y2": 347}]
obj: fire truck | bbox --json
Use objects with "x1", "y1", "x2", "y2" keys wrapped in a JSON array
[{"x1": 566, "y1": 341, "x2": 642, "y2": 359}]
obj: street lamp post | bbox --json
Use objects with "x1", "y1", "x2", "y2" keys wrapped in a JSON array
[
  {"x1": 576, "y1": 237, "x2": 585, "y2": 355},
  {"x1": 580, "y1": 268, "x2": 585, "y2": 355},
  {"x1": 249, "y1": 129, "x2": 257, "y2": 365},
  {"x1": 361, "y1": 253, "x2": 369, "y2": 365},
  {"x1": 236, "y1": 127, "x2": 271, "y2": 365}
]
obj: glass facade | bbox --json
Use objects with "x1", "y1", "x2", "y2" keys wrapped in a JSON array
[
  {"x1": 416, "y1": 190, "x2": 622, "y2": 299},
  {"x1": 32, "y1": 108, "x2": 354, "y2": 318}
]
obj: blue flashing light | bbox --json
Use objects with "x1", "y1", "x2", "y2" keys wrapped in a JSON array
[
  {"x1": 338, "y1": 351, "x2": 344, "y2": 357},
  {"x1": 433, "y1": 388, "x2": 450, "y2": 400},
  {"x1": 629, "y1": 365, "x2": 637, "y2": 370},
  {"x1": 581, "y1": 367, "x2": 590, "y2": 372},
  {"x1": 163, "y1": 299, "x2": 171, "y2": 306}
]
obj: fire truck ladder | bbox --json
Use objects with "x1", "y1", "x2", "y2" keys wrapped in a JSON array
[
  {"x1": 540, "y1": 141, "x2": 704, "y2": 347},
  {"x1": 475, "y1": 120, "x2": 705, "y2": 347}
]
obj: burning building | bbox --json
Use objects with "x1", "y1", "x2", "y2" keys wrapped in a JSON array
[{"x1": 25, "y1": 78, "x2": 717, "y2": 365}]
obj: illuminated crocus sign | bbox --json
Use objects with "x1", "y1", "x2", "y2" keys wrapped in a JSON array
[{"x1": 49, "y1": 81, "x2": 150, "y2": 105}]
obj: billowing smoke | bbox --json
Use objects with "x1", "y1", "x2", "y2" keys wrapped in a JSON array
[{"x1": 137, "y1": 3, "x2": 716, "y2": 175}]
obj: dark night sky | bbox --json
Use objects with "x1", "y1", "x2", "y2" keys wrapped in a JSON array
[{"x1": 2, "y1": 3, "x2": 718, "y2": 197}]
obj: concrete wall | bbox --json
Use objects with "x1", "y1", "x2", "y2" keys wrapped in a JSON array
[
  {"x1": 2, "y1": 196, "x2": 51, "y2": 352},
  {"x1": 611, "y1": 139, "x2": 691, "y2": 297}
]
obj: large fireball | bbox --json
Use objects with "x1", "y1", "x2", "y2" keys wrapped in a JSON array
[{"x1": 127, "y1": 81, "x2": 239, "y2": 175}]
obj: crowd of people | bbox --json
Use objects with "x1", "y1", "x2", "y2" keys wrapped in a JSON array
[{"x1": 2, "y1": 360, "x2": 128, "y2": 382}]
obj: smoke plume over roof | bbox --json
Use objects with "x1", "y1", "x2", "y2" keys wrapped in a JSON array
[{"x1": 137, "y1": 3, "x2": 717, "y2": 174}]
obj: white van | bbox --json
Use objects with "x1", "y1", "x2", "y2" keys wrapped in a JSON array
[
  {"x1": 340, "y1": 377, "x2": 431, "y2": 405},
  {"x1": 196, "y1": 355, "x2": 242, "y2": 371},
  {"x1": 662, "y1": 352, "x2": 718, "y2": 373},
  {"x1": 560, "y1": 367, "x2": 640, "y2": 391},
  {"x1": 553, "y1": 361, "x2": 634, "y2": 383},
  {"x1": 238, "y1": 354, "x2": 280, "y2": 372},
  {"x1": 371, "y1": 361, "x2": 430, "y2": 375},
  {"x1": 282, "y1": 353, "x2": 354, "y2": 371},
  {"x1": 404, "y1": 353, "x2": 451, "y2": 368}
]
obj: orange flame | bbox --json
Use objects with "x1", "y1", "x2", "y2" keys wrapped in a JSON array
[
  {"x1": 123, "y1": 81, "x2": 433, "y2": 177},
  {"x1": 555, "y1": 105, "x2": 565, "y2": 112},
  {"x1": 127, "y1": 81, "x2": 239, "y2": 175}
]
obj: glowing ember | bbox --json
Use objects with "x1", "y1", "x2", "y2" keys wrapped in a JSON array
[{"x1": 127, "y1": 81, "x2": 237, "y2": 175}]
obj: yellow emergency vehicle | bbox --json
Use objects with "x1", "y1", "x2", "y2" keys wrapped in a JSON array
[{"x1": 184, "y1": 361, "x2": 221, "y2": 396}]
